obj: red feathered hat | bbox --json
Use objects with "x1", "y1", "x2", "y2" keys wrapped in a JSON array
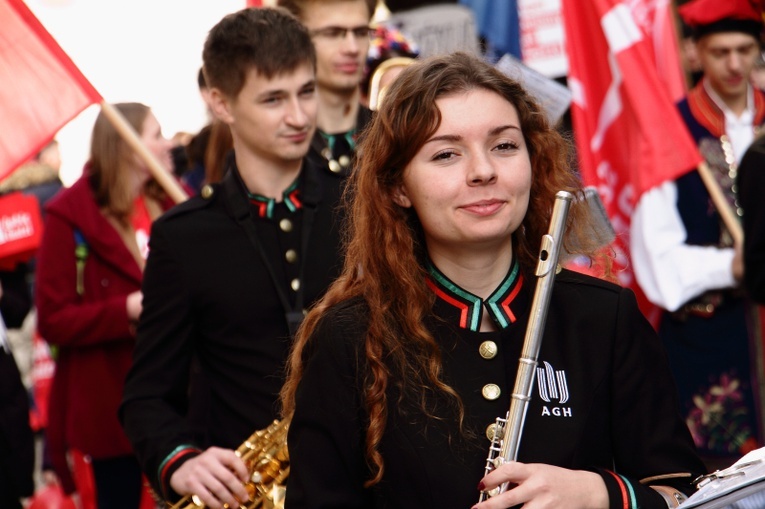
[{"x1": 679, "y1": 0, "x2": 764, "y2": 39}]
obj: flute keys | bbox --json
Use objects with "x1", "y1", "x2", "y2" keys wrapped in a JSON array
[
  {"x1": 485, "y1": 422, "x2": 504, "y2": 442},
  {"x1": 482, "y1": 384, "x2": 501, "y2": 400},
  {"x1": 479, "y1": 341, "x2": 498, "y2": 359}
]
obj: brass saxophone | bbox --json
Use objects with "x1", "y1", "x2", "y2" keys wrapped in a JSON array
[
  {"x1": 478, "y1": 191, "x2": 573, "y2": 502},
  {"x1": 169, "y1": 419, "x2": 290, "y2": 509}
]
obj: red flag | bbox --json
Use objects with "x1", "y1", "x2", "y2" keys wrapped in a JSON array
[
  {"x1": 563, "y1": 0, "x2": 702, "y2": 324},
  {"x1": 0, "y1": 0, "x2": 102, "y2": 181},
  {"x1": 641, "y1": 0, "x2": 688, "y2": 103}
]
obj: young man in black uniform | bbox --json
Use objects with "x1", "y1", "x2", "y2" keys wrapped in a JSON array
[
  {"x1": 278, "y1": 0, "x2": 376, "y2": 176},
  {"x1": 119, "y1": 8, "x2": 345, "y2": 508}
]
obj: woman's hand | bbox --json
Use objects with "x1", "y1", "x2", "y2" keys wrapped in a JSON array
[
  {"x1": 473, "y1": 461, "x2": 608, "y2": 509},
  {"x1": 126, "y1": 291, "x2": 143, "y2": 321},
  {"x1": 169, "y1": 447, "x2": 250, "y2": 509}
]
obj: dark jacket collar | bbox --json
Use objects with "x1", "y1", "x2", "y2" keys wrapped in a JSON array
[
  {"x1": 221, "y1": 155, "x2": 323, "y2": 223},
  {"x1": 426, "y1": 257, "x2": 527, "y2": 332}
]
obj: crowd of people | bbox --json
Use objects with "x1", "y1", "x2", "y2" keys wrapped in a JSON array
[{"x1": 3, "y1": 0, "x2": 765, "y2": 508}]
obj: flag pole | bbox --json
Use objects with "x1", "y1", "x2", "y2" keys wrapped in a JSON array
[
  {"x1": 99, "y1": 101, "x2": 188, "y2": 204},
  {"x1": 697, "y1": 161, "x2": 743, "y2": 246}
]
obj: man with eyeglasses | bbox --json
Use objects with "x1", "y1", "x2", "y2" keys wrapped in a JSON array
[{"x1": 279, "y1": 0, "x2": 376, "y2": 176}]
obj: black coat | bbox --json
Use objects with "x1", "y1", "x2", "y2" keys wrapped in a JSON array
[
  {"x1": 120, "y1": 158, "x2": 346, "y2": 499},
  {"x1": 739, "y1": 136, "x2": 765, "y2": 304},
  {"x1": 287, "y1": 269, "x2": 705, "y2": 509},
  {"x1": 0, "y1": 345, "x2": 34, "y2": 508}
]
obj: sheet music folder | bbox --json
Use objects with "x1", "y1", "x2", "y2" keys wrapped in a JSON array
[{"x1": 679, "y1": 447, "x2": 765, "y2": 509}]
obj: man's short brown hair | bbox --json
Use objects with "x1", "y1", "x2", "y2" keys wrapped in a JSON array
[{"x1": 203, "y1": 7, "x2": 316, "y2": 98}]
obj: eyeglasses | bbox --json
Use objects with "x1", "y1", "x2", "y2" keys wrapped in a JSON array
[{"x1": 309, "y1": 26, "x2": 373, "y2": 41}]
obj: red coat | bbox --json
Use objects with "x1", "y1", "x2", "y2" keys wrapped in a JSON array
[{"x1": 35, "y1": 174, "x2": 172, "y2": 491}]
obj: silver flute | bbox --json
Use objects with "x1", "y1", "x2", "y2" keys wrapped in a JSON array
[{"x1": 478, "y1": 190, "x2": 573, "y2": 502}]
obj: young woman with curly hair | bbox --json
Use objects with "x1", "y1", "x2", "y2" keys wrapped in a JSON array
[{"x1": 281, "y1": 52, "x2": 705, "y2": 509}]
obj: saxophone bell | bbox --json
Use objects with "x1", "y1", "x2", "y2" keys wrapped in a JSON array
[{"x1": 168, "y1": 419, "x2": 290, "y2": 509}]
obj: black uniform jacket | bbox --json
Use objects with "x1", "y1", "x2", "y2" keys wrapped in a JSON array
[
  {"x1": 0, "y1": 345, "x2": 34, "y2": 506},
  {"x1": 287, "y1": 267, "x2": 706, "y2": 509},
  {"x1": 740, "y1": 135, "x2": 765, "y2": 304},
  {"x1": 120, "y1": 158, "x2": 345, "y2": 497}
]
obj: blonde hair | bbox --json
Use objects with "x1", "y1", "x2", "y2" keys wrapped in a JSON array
[{"x1": 89, "y1": 102, "x2": 162, "y2": 224}]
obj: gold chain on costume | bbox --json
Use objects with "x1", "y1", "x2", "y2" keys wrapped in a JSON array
[
  {"x1": 719, "y1": 134, "x2": 742, "y2": 217},
  {"x1": 699, "y1": 128, "x2": 762, "y2": 219}
]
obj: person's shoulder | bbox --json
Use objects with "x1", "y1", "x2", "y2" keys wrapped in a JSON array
[
  {"x1": 312, "y1": 297, "x2": 369, "y2": 342},
  {"x1": 318, "y1": 296, "x2": 369, "y2": 330},
  {"x1": 739, "y1": 136, "x2": 765, "y2": 193},
  {"x1": 155, "y1": 183, "x2": 222, "y2": 226},
  {"x1": 44, "y1": 174, "x2": 94, "y2": 220},
  {"x1": 555, "y1": 268, "x2": 624, "y2": 296},
  {"x1": 553, "y1": 270, "x2": 642, "y2": 323}
]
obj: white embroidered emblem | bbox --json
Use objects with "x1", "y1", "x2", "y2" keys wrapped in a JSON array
[{"x1": 536, "y1": 361, "x2": 569, "y2": 404}]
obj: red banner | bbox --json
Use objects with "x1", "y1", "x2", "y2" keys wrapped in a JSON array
[
  {"x1": 0, "y1": 0, "x2": 102, "y2": 181},
  {"x1": 0, "y1": 192, "x2": 43, "y2": 270},
  {"x1": 563, "y1": 0, "x2": 702, "y2": 325}
]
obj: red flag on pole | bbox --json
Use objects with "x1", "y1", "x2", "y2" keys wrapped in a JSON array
[
  {"x1": 650, "y1": 0, "x2": 687, "y2": 103},
  {"x1": 563, "y1": 0, "x2": 702, "y2": 324},
  {"x1": 0, "y1": 0, "x2": 102, "y2": 181}
]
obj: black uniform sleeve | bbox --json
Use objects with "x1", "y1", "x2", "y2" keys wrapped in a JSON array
[
  {"x1": 739, "y1": 138, "x2": 765, "y2": 304},
  {"x1": 0, "y1": 263, "x2": 31, "y2": 329},
  {"x1": 286, "y1": 303, "x2": 373, "y2": 509},
  {"x1": 119, "y1": 220, "x2": 200, "y2": 499},
  {"x1": 607, "y1": 286, "x2": 706, "y2": 506},
  {"x1": 0, "y1": 346, "x2": 35, "y2": 501}
]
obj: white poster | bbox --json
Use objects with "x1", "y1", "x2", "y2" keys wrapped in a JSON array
[{"x1": 518, "y1": 0, "x2": 568, "y2": 78}]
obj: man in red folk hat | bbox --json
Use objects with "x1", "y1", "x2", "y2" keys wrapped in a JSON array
[{"x1": 631, "y1": 0, "x2": 765, "y2": 468}]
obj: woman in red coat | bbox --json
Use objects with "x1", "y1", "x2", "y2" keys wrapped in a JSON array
[{"x1": 35, "y1": 103, "x2": 176, "y2": 509}]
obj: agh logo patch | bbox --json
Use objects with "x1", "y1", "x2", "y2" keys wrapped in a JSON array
[{"x1": 536, "y1": 361, "x2": 572, "y2": 418}]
